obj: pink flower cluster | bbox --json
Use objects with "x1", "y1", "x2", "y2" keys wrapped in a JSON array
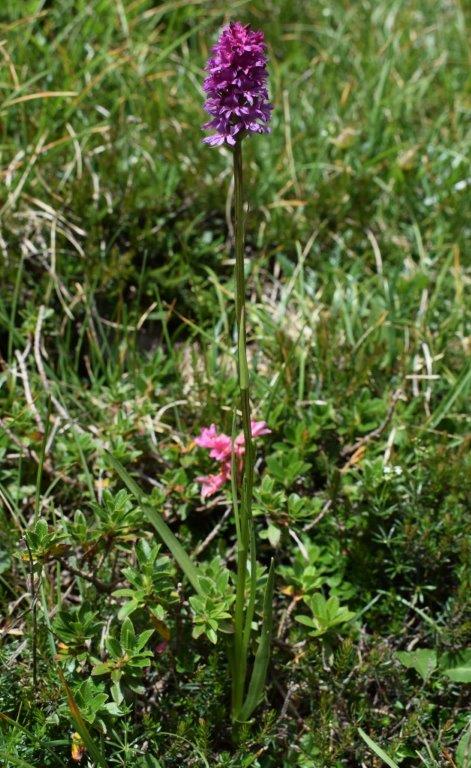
[
  {"x1": 195, "y1": 421, "x2": 271, "y2": 498},
  {"x1": 202, "y1": 22, "x2": 272, "y2": 147}
]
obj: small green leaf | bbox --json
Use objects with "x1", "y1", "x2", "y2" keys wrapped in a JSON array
[
  {"x1": 135, "y1": 629, "x2": 154, "y2": 652},
  {"x1": 295, "y1": 615, "x2": 316, "y2": 628},
  {"x1": 396, "y1": 649, "x2": 437, "y2": 681},
  {"x1": 120, "y1": 617, "x2": 136, "y2": 649},
  {"x1": 267, "y1": 524, "x2": 281, "y2": 547},
  {"x1": 91, "y1": 663, "x2": 111, "y2": 676},
  {"x1": 440, "y1": 648, "x2": 471, "y2": 683},
  {"x1": 35, "y1": 519, "x2": 49, "y2": 540}
]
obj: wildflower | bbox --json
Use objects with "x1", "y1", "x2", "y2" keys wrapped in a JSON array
[
  {"x1": 249, "y1": 420, "x2": 271, "y2": 438},
  {"x1": 197, "y1": 467, "x2": 230, "y2": 499},
  {"x1": 71, "y1": 732, "x2": 85, "y2": 762},
  {"x1": 202, "y1": 21, "x2": 272, "y2": 147},
  {"x1": 195, "y1": 424, "x2": 232, "y2": 461},
  {"x1": 195, "y1": 420, "x2": 271, "y2": 497}
]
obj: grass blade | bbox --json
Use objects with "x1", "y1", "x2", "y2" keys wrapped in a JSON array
[
  {"x1": 57, "y1": 667, "x2": 107, "y2": 768},
  {"x1": 427, "y1": 361, "x2": 471, "y2": 429},
  {"x1": 239, "y1": 559, "x2": 275, "y2": 722},
  {"x1": 106, "y1": 452, "x2": 201, "y2": 595},
  {"x1": 358, "y1": 728, "x2": 400, "y2": 768}
]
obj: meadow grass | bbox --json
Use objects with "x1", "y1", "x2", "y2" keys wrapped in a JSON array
[{"x1": 0, "y1": 1, "x2": 470, "y2": 765}]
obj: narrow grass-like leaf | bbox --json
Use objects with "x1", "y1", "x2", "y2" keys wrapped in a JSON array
[
  {"x1": 456, "y1": 722, "x2": 471, "y2": 768},
  {"x1": 427, "y1": 361, "x2": 471, "y2": 429},
  {"x1": 105, "y1": 452, "x2": 201, "y2": 595},
  {"x1": 239, "y1": 559, "x2": 275, "y2": 722},
  {"x1": 56, "y1": 667, "x2": 107, "y2": 768},
  {"x1": 358, "y1": 728, "x2": 400, "y2": 768}
]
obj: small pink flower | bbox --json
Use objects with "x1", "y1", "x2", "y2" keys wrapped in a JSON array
[
  {"x1": 195, "y1": 424, "x2": 219, "y2": 448},
  {"x1": 196, "y1": 466, "x2": 229, "y2": 498},
  {"x1": 234, "y1": 421, "x2": 271, "y2": 455},
  {"x1": 195, "y1": 424, "x2": 232, "y2": 461},
  {"x1": 250, "y1": 420, "x2": 271, "y2": 437},
  {"x1": 195, "y1": 420, "x2": 271, "y2": 498}
]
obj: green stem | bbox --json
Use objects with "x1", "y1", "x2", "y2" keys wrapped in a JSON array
[{"x1": 232, "y1": 140, "x2": 256, "y2": 721}]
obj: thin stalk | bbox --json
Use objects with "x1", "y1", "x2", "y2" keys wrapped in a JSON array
[
  {"x1": 34, "y1": 398, "x2": 52, "y2": 524},
  {"x1": 26, "y1": 540, "x2": 38, "y2": 689},
  {"x1": 232, "y1": 140, "x2": 255, "y2": 720},
  {"x1": 8, "y1": 254, "x2": 24, "y2": 396}
]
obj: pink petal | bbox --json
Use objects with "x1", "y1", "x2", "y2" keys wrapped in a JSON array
[
  {"x1": 195, "y1": 424, "x2": 219, "y2": 448},
  {"x1": 197, "y1": 470, "x2": 227, "y2": 498},
  {"x1": 250, "y1": 420, "x2": 271, "y2": 437},
  {"x1": 195, "y1": 424, "x2": 232, "y2": 461},
  {"x1": 209, "y1": 434, "x2": 232, "y2": 461}
]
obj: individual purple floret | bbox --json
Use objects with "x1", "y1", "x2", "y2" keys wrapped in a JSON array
[{"x1": 202, "y1": 21, "x2": 272, "y2": 147}]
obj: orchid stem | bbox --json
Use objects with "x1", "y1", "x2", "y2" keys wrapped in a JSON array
[{"x1": 232, "y1": 139, "x2": 255, "y2": 721}]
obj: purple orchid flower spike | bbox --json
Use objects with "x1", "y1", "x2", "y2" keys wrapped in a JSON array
[{"x1": 202, "y1": 21, "x2": 272, "y2": 147}]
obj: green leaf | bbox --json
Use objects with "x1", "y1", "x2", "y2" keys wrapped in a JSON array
[
  {"x1": 135, "y1": 629, "x2": 154, "y2": 652},
  {"x1": 91, "y1": 663, "x2": 111, "y2": 676},
  {"x1": 35, "y1": 518, "x2": 49, "y2": 540},
  {"x1": 396, "y1": 649, "x2": 437, "y2": 681},
  {"x1": 299, "y1": 592, "x2": 355, "y2": 636},
  {"x1": 456, "y1": 722, "x2": 471, "y2": 768},
  {"x1": 106, "y1": 452, "x2": 201, "y2": 595},
  {"x1": 120, "y1": 617, "x2": 136, "y2": 649},
  {"x1": 295, "y1": 614, "x2": 316, "y2": 628},
  {"x1": 106, "y1": 637, "x2": 122, "y2": 658},
  {"x1": 358, "y1": 728, "x2": 400, "y2": 768},
  {"x1": 440, "y1": 648, "x2": 471, "y2": 683},
  {"x1": 239, "y1": 559, "x2": 275, "y2": 722},
  {"x1": 267, "y1": 523, "x2": 281, "y2": 547},
  {"x1": 117, "y1": 600, "x2": 139, "y2": 621}
]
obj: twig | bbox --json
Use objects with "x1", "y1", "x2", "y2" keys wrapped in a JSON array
[
  {"x1": 277, "y1": 595, "x2": 301, "y2": 640},
  {"x1": 273, "y1": 679, "x2": 303, "y2": 724},
  {"x1": 303, "y1": 499, "x2": 331, "y2": 532},
  {"x1": 288, "y1": 527, "x2": 309, "y2": 559},
  {"x1": 58, "y1": 558, "x2": 117, "y2": 593}
]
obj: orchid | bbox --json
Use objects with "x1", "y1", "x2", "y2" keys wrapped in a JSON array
[
  {"x1": 199, "y1": 22, "x2": 275, "y2": 725},
  {"x1": 202, "y1": 22, "x2": 272, "y2": 147}
]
